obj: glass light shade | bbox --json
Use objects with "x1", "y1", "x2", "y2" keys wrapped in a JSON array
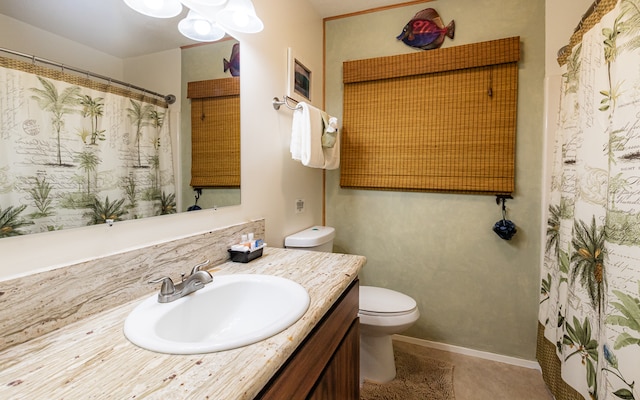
[
  {"x1": 216, "y1": 0, "x2": 264, "y2": 33},
  {"x1": 181, "y1": 0, "x2": 227, "y2": 6},
  {"x1": 178, "y1": 10, "x2": 226, "y2": 41},
  {"x1": 123, "y1": 0, "x2": 183, "y2": 18}
]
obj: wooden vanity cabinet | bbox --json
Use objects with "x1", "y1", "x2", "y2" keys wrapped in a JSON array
[{"x1": 256, "y1": 279, "x2": 359, "y2": 400}]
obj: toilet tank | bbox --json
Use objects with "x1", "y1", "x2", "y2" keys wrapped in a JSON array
[{"x1": 284, "y1": 226, "x2": 335, "y2": 252}]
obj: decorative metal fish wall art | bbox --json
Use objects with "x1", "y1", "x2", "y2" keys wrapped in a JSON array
[
  {"x1": 224, "y1": 43, "x2": 240, "y2": 77},
  {"x1": 397, "y1": 8, "x2": 455, "y2": 50}
]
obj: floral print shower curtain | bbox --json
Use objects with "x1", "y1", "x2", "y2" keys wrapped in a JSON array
[
  {"x1": 0, "y1": 59, "x2": 176, "y2": 237},
  {"x1": 539, "y1": 0, "x2": 640, "y2": 399}
]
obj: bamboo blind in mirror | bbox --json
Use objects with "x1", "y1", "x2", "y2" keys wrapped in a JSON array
[
  {"x1": 188, "y1": 77, "x2": 240, "y2": 188},
  {"x1": 341, "y1": 36, "x2": 520, "y2": 194}
]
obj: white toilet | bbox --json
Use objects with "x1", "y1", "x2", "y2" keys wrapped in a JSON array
[
  {"x1": 358, "y1": 286, "x2": 419, "y2": 383},
  {"x1": 284, "y1": 226, "x2": 420, "y2": 384}
]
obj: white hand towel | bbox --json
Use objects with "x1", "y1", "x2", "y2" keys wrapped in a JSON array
[
  {"x1": 322, "y1": 125, "x2": 340, "y2": 170},
  {"x1": 320, "y1": 112, "x2": 337, "y2": 148},
  {"x1": 290, "y1": 107, "x2": 303, "y2": 161},
  {"x1": 318, "y1": 111, "x2": 340, "y2": 169},
  {"x1": 291, "y1": 102, "x2": 325, "y2": 168}
]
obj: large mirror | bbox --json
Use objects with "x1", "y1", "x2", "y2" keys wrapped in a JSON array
[
  {"x1": 0, "y1": 1, "x2": 241, "y2": 238},
  {"x1": 181, "y1": 40, "x2": 241, "y2": 212}
]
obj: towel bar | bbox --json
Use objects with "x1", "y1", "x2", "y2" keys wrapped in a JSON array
[{"x1": 272, "y1": 95, "x2": 301, "y2": 111}]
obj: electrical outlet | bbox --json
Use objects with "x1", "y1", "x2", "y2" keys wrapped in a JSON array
[{"x1": 295, "y1": 199, "x2": 305, "y2": 214}]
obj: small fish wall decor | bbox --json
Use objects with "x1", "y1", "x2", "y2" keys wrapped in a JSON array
[
  {"x1": 397, "y1": 8, "x2": 455, "y2": 50},
  {"x1": 223, "y1": 42, "x2": 240, "y2": 77}
]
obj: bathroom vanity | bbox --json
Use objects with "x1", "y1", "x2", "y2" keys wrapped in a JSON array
[
  {"x1": 258, "y1": 278, "x2": 359, "y2": 399},
  {"x1": 0, "y1": 246, "x2": 365, "y2": 399}
]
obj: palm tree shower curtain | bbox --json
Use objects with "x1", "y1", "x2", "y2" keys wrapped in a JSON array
[
  {"x1": 0, "y1": 57, "x2": 176, "y2": 237},
  {"x1": 538, "y1": 0, "x2": 640, "y2": 399}
]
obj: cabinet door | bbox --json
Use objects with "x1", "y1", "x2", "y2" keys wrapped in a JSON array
[
  {"x1": 256, "y1": 280, "x2": 359, "y2": 399},
  {"x1": 307, "y1": 319, "x2": 359, "y2": 400}
]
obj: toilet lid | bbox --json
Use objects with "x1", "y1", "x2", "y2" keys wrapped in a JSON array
[{"x1": 359, "y1": 286, "x2": 417, "y2": 313}]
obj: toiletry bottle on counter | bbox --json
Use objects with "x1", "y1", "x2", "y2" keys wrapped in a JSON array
[{"x1": 231, "y1": 233, "x2": 264, "y2": 252}]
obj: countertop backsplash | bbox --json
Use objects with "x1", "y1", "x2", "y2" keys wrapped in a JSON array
[{"x1": 0, "y1": 219, "x2": 265, "y2": 351}]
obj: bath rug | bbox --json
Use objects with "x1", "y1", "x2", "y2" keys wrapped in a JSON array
[{"x1": 360, "y1": 341, "x2": 455, "y2": 400}]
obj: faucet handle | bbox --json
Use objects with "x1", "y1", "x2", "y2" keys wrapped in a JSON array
[
  {"x1": 190, "y1": 260, "x2": 211, "y2": 275},
  {"x1": 149, "y1": 276, "x2": 175, "y2": 295}
]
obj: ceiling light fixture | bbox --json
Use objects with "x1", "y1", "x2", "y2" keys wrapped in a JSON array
[
  {"x1": 123, "y1": 0, "x2": 183, "y2": 18},
  {"x1": 216, "y1": 0, "x2": 264, "y2": 34},
  {"x1": 185, "y1": 0, "x2": 227, "y2": 6},
  {"x1": 123, "y1": 0, "x2": 264, "y2": 42},
  {"x1": 178, "y1": 10, "x2": 226, "y2": 42}
]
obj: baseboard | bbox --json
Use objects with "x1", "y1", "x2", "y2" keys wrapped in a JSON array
[{"x1": 393, "y1": 334, "x2": 542, "y2": 371}]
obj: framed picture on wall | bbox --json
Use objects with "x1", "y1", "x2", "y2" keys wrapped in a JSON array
[{"x1": 287, "y1": 48, "x2": 312, "y2": 103}]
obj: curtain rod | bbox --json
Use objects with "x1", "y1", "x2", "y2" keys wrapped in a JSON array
[{"x1": 0, "y1": 47, "x2": 175, "y2": 103}]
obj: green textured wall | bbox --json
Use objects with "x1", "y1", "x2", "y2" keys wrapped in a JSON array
[{"x1": 325, "y1": 0, "x2": 545, "y2": 360}]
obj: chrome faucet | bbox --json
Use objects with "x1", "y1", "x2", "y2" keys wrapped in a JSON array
[{"x1": 149, "y1": 260, "x2": 213, "y2": 303}]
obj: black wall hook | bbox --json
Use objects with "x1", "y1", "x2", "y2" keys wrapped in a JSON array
[
  {"x1": 495, "y1": 194, "x2": 513, "y2": 205},
  {"x1": 496, "y1": 194, "x2": 512, "y2": 218}
]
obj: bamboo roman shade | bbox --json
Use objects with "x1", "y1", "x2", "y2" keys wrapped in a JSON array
[
  {"x1": 341, "y1": 36, "x2": 520, "y2": 194},
  {"x1": 188, "y1": 77, "x2": 240, "y2": 188}
]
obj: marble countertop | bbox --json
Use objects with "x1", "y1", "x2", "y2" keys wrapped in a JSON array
[{"x1": 0, "y1": 248, "x2": 365, "y2": 400}]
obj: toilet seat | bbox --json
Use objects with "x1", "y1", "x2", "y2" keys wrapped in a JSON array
[
  {"x1": 358, "y1": 309, "x2": 416, "y2": 317},
  {"x1": 359, "y1": 286, "x2": 417, "y2": 314}
]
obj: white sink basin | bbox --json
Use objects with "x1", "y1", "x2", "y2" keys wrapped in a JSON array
[{"x1": 124, "y1": 274, "x2": 310, "y2": 354}]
